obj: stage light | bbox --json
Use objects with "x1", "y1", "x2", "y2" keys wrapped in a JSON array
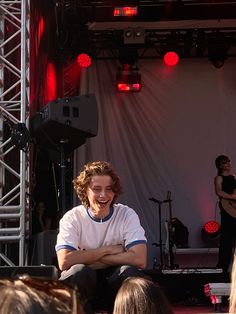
[
  {"x1": 77, "y1": 53, "x2": 92, "y2": 68},
  {"x1": 123, "y1": 27, "x2": 145, "y2": 44},
  {"x1": 208, "y1": 45, "x2": 228, "y2": 68},
  {"x1": 113, "y1": 6, "x2": 138, "y2": 16},
  {"x1": 163, "y1": 51, "x2": 180, "y2": 67},
  {"x1": 119, "y1": 46, "x2": 138, "y2": 66},
  {"x1": 201, "y1": 220, "x2": 220, "y2": 246},
  {"x1": 11, "y1": 123, "x2": 31, "y2": 152},
  {"x1": 116, "y1": 65, "x2": 142, "y2": 92}
]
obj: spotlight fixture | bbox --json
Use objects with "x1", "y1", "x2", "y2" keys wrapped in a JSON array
[
  {"x1": 113, "y1": 6, "x2": 138, "y2": 16},
  {"x1": 119, "y1": 46, "x2": 138, "y2": 66},
  {"x1": 123, "y1": 27, "x2": 145, "y2": 44},
  {"x1": 201, "y1": 220, "x2": 220, "y2": 246},
  {"x1": 208, "y1": 45, "x2": 228, "y2": 68},
  {"x1": 116, "y1": 64, "x2": 142, "y2": 92},
  {"x1": 11, "y1": 123, "x2": 31, "y2": 152},
  {"x1": 77, "y1": 53, "x2": 92, "y2": 68},
  {"x1": 163, "y1": 51, "x2": 180, "y2": 67}
]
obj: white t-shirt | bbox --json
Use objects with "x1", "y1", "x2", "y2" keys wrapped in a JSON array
[{"x1": 55, "y1": 203, "x2": 147, "y2": 252}]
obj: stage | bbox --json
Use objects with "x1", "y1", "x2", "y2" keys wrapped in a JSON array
[
  {"x1": 173, "y1": 303, "x2": 229, "y2": 314},
  {"x1": 145, "y1": 268, "x2": 227, "y2": 305}
]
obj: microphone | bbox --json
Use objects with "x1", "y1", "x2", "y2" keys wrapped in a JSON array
[
  {"x1": 149, "y1": 197, "x2": 160, "y2": 203},
  {"x1": 167, "y1": 190, "x2": 171, "y2": 200}
]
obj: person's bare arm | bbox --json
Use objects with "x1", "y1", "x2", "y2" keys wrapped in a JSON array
[
  {"x1": 100, "y1": 243, "x2": 147, "y2": 269},
  {"x1": 215, "y1": 176, "x2": 236, "y2": 200},
  {"x1": 57, "y1": 244, "x2": 124, "y2": 271}
]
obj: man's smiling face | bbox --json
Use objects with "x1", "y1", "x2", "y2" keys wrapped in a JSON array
[{"x1": 87, "y1": 175, "x2": 115, "y2": 217}]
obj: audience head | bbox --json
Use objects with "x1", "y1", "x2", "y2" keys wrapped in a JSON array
[
  {"x1": 113, "y1": 277, "x2": 174, "y2": 314},
  {"x1": 0, "y1": 274, "x2": 84, "y2": 314}
]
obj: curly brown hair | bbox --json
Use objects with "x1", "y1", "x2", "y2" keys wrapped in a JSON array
[{"x1": 73, "y1": 161, "x2": 123, "y2": 208}]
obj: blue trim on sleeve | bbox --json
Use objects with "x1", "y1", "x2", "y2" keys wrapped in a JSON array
[
  {"x1": 126, "y1": 240, "x2": 147, "y2": 250},
  {"x1": 55, "y1": 244, "x2": 77, "y2": 252}
]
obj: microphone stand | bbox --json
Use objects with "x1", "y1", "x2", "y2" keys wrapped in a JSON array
[
  {"x1": 157, "y1": 200, "x2": 164, "y2": 269},
  {"x1": 149, "y1": 192, "x2": 175, "y2": 271},
  {"x1": 149, "y1": 198, "x2": 164, "y2": 271},
  {"x1": 166, "y1": 191, "x2": 175, "y2": 269}
]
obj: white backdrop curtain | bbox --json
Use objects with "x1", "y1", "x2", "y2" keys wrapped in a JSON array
[{"x1": 74, "y1": 58, "x2": 236, "y2": 269}]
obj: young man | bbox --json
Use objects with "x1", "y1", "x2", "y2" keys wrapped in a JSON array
[{"x1": 56, "y1": 161, "x2": 147, "y2": 311}]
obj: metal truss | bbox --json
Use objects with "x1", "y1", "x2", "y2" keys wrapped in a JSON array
[
  {"x1": 0, "y1": 0, "x2": 30, "y2": 266},
  {"x1": 54, "y1": 0, "x2": 236, "y2": 61},
  {"x1": 54, "y1": 0, "x2": 236, "y2": 24}
]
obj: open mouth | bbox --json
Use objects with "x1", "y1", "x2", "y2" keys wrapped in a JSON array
[{"x1": 97, "y1": 200, "x2": 109, "y2": 206}]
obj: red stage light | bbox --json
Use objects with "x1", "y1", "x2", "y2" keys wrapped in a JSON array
[
  {"x1": 117, "y1": 83, "x2": 141, "y2": 92},
  {"x1": 204, "y1": 221, "x2": 220, "y2": 235},
  {"x1": 163, "y1": 51, "x2": 179, "y2": 67},
  {"x1": 116, "y1": 69, "x2": 142, "y2": 92},
  {"x1": 77, "y1": 53, "x2": 92, "y2": 68},
  {"x1": 45, "y1": 62, "x2": 56, "y2": 104},
  {"x1": 113, "y1": 6, "x2": 138, "y2": 16},
  {"x1": 201, "y1": 220, "x2": 220, "y2": 246}
]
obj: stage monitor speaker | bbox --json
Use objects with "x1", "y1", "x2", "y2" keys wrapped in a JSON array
[
  {"x1": 0, "y1": 265, "x2": 58, "y2": 280},
  {"x1": 31, "y1": 94, "x2": 98, "y2": 153}
]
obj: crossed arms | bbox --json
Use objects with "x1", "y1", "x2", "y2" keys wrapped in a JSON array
[{"x1": 57, "y1": 243, "x2": 147, "y2": 271}]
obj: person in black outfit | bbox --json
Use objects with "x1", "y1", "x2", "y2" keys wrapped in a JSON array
[
  {"x1": 214, "y1": 155, "x2": 236, "y2": 277},
  {"x1": 31, "y1": 201, "x2": 51, "y2": 235}
]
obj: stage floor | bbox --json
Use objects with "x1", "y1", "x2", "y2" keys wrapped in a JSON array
[{"x1": 173, "y1": 302, "x2": 229, "y2": 313}]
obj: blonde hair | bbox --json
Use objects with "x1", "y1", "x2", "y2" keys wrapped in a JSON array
[
  {"x1": 0, "y1": 276, "x2": 84, "y2": 314},
  {"x1": 230, "y1": 253, "x2": 236, "y2": 313},
  {"x1": 73, "y1": 161, "x2": 122, "y2": 208}
]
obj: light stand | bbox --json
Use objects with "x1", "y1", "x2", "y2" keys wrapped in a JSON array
[{"x1": 59, "y1": 139, "x2": 68, "y2": 215}]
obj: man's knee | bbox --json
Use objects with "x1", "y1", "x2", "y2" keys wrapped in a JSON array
[
  {"x1": 59, "y1": 264, "x2": 96, "y2": 295},
  {"x1": 119, "y1": 265, "x2": 145, "y2": 277},
  {"x1": 107, "y1": 265, "x2": 148, "y2": 293}
]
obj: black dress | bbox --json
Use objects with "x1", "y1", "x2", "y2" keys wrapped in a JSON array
[{"x1": 218, "y1": 174, "x2": 236, "y2": 276}]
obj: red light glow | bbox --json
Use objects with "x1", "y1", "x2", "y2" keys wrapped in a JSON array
[
  {"x1": 163, "y1": 51, "x2": 179, "y2": 67},
  {"x1": 113, "y1": 6, "x2": 137, "y2": 16},
  {"x1": 117, "y1": 83, "x2": 141, "y2": 92},
  {"x1": 204, "y1": 221, "x2": 220, "y2": 234},
  {"x1": 44, "y1": 62, "x2": 56, "y2": 104},
  {"x1": 77, "y1": 53, "x2": 92, "y2": 68}
]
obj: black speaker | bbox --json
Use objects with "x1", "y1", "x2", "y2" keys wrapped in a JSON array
[
  {"x1": 31, "y1": 94, "x2": 98, "y2": 153},
  {"x1": 0, "y1": 265, "x2": 58, "y2": 280}
]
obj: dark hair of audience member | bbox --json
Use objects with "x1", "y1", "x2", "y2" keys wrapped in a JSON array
[{"x1": 113, "y1": 277, "x2": 174, "y2": 314}]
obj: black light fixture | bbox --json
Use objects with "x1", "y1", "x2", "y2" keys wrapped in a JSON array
[
  {"x1": 112, "y1": 0, "x2": 139, "y2": 17},
  {"x1": 208, "y1": 31, "x2": 228, "y2": 68},
  {"x1": 11, "y1": 123, "x2": 31, "y2": 152},
  {"x1": 201, "y1": 220, "x2": 220, "y2": 246},
  {"x1": 208, "y1": 45, "x2": 228, "y2": 68},
  {"x1": 116, "y1": 64, "x2": 142, "y2": 92},
  {"x1": 123, "y1": 27, "x2": 145, "y2": 44},
  {"x1": 117, "y1": 47, "x2": 141, "y2": 92}
]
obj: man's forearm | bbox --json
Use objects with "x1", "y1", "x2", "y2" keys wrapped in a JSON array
[
  {"x1": 100, "y1": 245, "x2": 147, "y2": 269},
  {"x1": 58, "y1": 244, "x2": 124, "y2": 271}
]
